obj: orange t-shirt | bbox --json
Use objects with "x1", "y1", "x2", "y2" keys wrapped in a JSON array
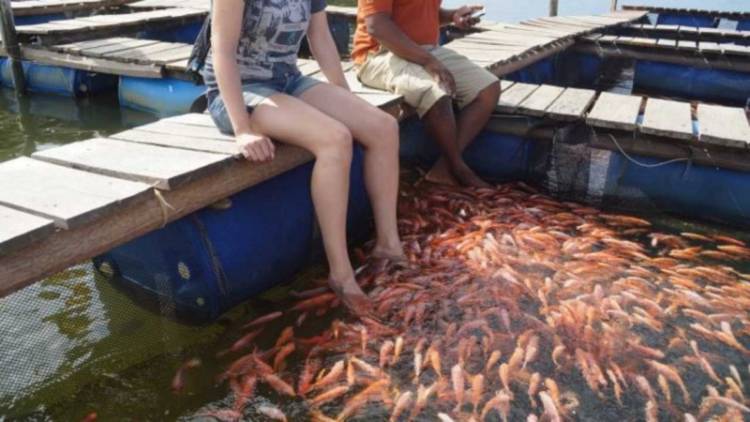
[{"x1": 352, "y1": 0, "x2": 441, "y2": 64}]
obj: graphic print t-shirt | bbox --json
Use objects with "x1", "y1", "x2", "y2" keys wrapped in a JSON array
[{"x1": 203, "y1": 0, "x2": 327, "y2": 92}]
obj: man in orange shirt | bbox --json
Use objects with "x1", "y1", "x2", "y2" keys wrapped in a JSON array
[{"x1": 353, "y1": 0, "x2": 500, "y2": 187}]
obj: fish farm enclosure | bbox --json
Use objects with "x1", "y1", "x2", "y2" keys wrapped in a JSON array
[{"x1": 1, "y1": 1, "x2": 750, "y2": 421}]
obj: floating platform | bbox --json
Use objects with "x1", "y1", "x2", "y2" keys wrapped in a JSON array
[
  {"x1": 11, "y1": 0, "x2": 136, "y2": 17},
  {"x1": 16, "y1": 10, "x2": 749, "y2": 325}
]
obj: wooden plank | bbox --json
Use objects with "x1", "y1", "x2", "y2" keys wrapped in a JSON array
[
  {"x1": 83, "y1": 38, "x2": 160, "y2": 57},
  {"x1": 657, "y1": 38, "x2": 677, "y2": 48},
  {"x1": 698, "y1": 104, "x2": 750, "y2": 148},
  {"x1": 545, "y1": 87, "x2": 597, "y2": 121},
  {"x1": 677, "y1": 39, "x2": 697, "y2": 51},
  {"x1": 136, "y1": 120, "x2": 234, "y2": 140},
  {"x1": 586, "y1": 92, "x2": 643, "y2": 131},
  {"x1": 0, "y1": 143, "x2": 314, "y2": 297},
  {"x1": 32, "y1": 138, "x2": 231, "y2": 189},
  {"x1": 110, "y1": 128, "x2": 240, "y2": 155},
  {"x1": 12, "y1": 0, "x2": 135, "y2": 16},
  {"x1": 516, "y1": 84, "x2": 565, "y2": 116},
  {"x1": 163, "y1": 112, "x2": 214, "y2": 126},
  {"x1": 51, "y1": 36, "x2": 131, "y2": 53},
  {"x1": 0, "y1": 157, "x2": 150, "y2": 229},
  {"x1": 21, "y1": 46, "x2": 163, "y2": 78},
  {"x1": 0, "y1": 205, "x2": 55, "y2": 256},
  {"x1": 641, "y1": 98, "x2": 694, "y2": 140},
  {"x1": 496, "y1": 82, "x2": 540, "y2": 113}
]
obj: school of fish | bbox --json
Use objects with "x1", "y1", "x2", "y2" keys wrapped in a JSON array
[{"x1": 180, "y1": 182, "x2": 750, "y2": 421}]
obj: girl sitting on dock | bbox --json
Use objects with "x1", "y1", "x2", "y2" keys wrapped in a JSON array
[{"x1": 203, "y1": 0, "x2": 404, "y2": 316}]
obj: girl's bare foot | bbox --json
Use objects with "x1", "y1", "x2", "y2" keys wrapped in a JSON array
[{"x1": 328, "y1": 276, "x2": 373, "y2": 318}]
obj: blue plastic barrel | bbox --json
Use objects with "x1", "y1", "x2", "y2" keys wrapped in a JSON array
[
  {"x1": 118, "y1": 76, "x2": 206, "y2": 116},
  {"x1": 95, "y1": 147, "x2": 371, "y2": 323},
  {"x1": 604, "y1": 152, "x2": 750, "y2": 226},
  {"x1": 0, "y1": 59, "x2": 117, "y2": 96},
  {"x1": 656, "y1": 14, "x2": 716, "y2": 27},
  {"x1": 634, "y1": 60, "x2": 750, "y2": 106},
  {"x1": 398, "y1": 118, "x2": 534, "y2": 183}
]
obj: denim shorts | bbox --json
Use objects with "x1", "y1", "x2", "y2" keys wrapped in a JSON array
[{"x1": 206, "y1": 72, "x2": 321, "y2": 135}]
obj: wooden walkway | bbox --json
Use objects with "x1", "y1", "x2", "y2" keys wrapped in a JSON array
[
  {"x1": 494, "y1": 80, "x2": 750, "y2": 149},
  {"x1": 622, "y1": 23, "x2": 750, "y2": 44},
  {"x1": 11, "y1": 0, "x2": 135, "y2": 16},
  {"x1": 450, "y1": 10, "x2": 647, "y2": 75},
  {"x1": 4, "y1": 10, "x2": 648, "y2": 82},
  {"x1": 576, "y1": 33, "x2": 750, "y2": 73},
  {"x1": 15, "y1": 7, "x2": 205, "y2": 44},
  {"x1": 20, "y1": 36, "x2": 196, "y2": 78},
  {"x1": 622, "y1": 5, "x2": 750, "y2": 21},
  {"x1": 584, "y1": 33, "x2": 750, "y2": 57}
]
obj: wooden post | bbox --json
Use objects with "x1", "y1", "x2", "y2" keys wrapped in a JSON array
[
  {"x1": 0, "y1": 0, "x2": 25, "y2": 95},
  {"x1": 610, "y1": 0, "x2": 618, "y2": 12},
  {"x1": 549, "y1": 0, "x2": 559, "y2": 17}
]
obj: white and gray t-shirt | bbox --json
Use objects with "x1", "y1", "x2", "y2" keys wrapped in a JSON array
[{"x1": 202, "y1": 0, "x2": 327, "y2": 92}]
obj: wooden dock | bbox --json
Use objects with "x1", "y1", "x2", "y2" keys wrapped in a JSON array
[
  {"x1": 576, "y1": 33, "x2": 750, "y2": 73},
  {"x1": 495, "y1": 80, "x2": 750, "y2": 148},
  {"x1": 449, "y1": 10, "x2": 648, "y2": 76},
  {"x1": 14, "y1": 7, "x2": 205, "y2": 44},
  {"x1": 621, "y1": 23, "x2": 750, "y2": 44},
  {"x1": 11, "y1": 0, "x2": 135, "y2": 17},
  {"x1": 0, "y1": 9, "x2": 655, "y2": 296},
  {"x1": 622, "y1": 5, "x2": 750, "y2": 21}
]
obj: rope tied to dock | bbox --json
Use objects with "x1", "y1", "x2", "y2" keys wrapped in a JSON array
[
  {"x1": 153, "y1": 188, "x2": 176, "y2": 228},
  {"x1": 591, "y1": 128, "x2": 692, "y2": 169}
]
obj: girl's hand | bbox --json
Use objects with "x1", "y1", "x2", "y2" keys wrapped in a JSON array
[{"x1": 236, "y1": 132, "x2": 275, "y2": 162}]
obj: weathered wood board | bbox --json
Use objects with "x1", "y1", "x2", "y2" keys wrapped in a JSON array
[
  {"x1": 110, "y1": 129, "x2": 239, "y2": 155},
  {"x1": 516, "y1": 84, "x2": 566, "y2": 116},
  {"x1": 698, "y1": 104, "x2": 750, "y2": 148},
  {"x1": 545, "y1": 87, "x2": 597, "y2": 121},
  {"x1": 12, "y1": 0, "x2": 136, "y2": 16},
  {"x1": 0, "y1": 205, "x2": 55, "y2": 256},
  {"x1": 641, "y1": 98, "x2": 694, "y2": 140},
  {"x1": 32, "y1": 138, "x2": 231, "y2": 189},
  {"x1": 496, "y1": 83, "x2": 540, "y2": 113},
  {"x1": 586, "y1": 92, "x2": 643, "y2": 131},
  {"x1": 0, "y1": 157, "x2": 150, "y2": 229}
]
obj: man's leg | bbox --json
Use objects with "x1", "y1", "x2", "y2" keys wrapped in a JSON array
[
  {"x1": 358, "y1": 50, "x2": 490, "y2": 187},
  {"x1": 425, "y1": 82, "x2": 500, "y2": 184},
  {"x1": 425, "y1": 47, "x2": 502, "y2": 186},
  {"x1": 421, "y1": 96, "x2": 490, "y2": 187}
]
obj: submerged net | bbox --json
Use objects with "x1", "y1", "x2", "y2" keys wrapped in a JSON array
[
  {"x1": 175, "y1": 182, "x2": 750, "y2": 422},
  {"x1": 2, "y1": 180, "x2": 750, "y2": 421}
]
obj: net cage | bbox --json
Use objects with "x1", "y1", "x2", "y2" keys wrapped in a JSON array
[{"x1": 2, "y1": 154, "x2": 750, "y2": 421}]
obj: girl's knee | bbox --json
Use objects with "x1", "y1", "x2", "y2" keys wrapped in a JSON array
[{"x1": 314, "y1": 123, "x2": 353, "y2": 162}]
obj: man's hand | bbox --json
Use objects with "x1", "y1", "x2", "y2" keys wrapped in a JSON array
[
  {"x1": 236, "y1": 132, "x2": 275, "y2": 162},
  {"x1": 424, "y1": 56, "x2": 456, "y2": 96},
  {"x1": 452, "y1": 5, "x2": 484, "y2": 29}
]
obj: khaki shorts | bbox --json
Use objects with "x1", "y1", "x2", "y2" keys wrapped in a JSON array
[{"x1": 356, "y1": 46, "x2": 498, "y2": 117}]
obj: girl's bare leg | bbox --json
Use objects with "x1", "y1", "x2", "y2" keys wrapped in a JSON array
[
  {"x1": 246, "y1": 93, "x2": 370, "y2": 314},
  {"x1": 300, "y1": 83, "x2": 404, "y2": 260}
]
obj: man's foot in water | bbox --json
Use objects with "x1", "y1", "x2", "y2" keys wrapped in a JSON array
[
  {"x1": 424, "y1": 159, "x2": 459, "y2": 186},
  {"x1": 451, "y1": 161, "x2": 491, "y2": 188},
  {"x1": 328, "y1": 275, "x2": 373, "y2": 318}
]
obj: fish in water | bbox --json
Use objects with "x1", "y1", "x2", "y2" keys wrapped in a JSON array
[{"x1": 194, "y1": 182, "x2": 750, "y2": 422}]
